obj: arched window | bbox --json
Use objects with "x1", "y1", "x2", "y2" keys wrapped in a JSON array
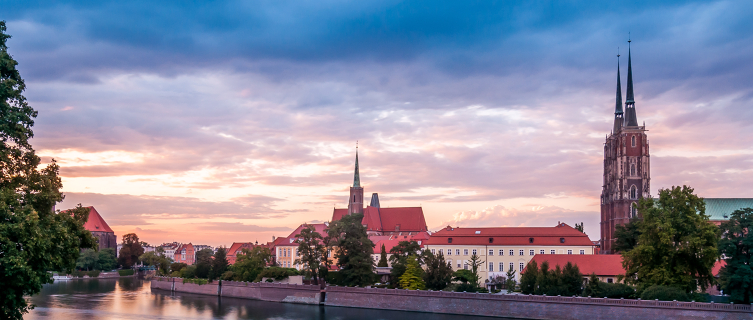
[
  {"x1": 630, "y1": 185, "x2": 637, "y2": 199},
  {"x1": 630, "y1": 164, "x2": 636, "y2": 176},
  {"x1": 631, "y1": 206, "x2": 637, "y2": 217},
  {"x1": 631, "y1": 136, "x2": 636, "y2": 147}
]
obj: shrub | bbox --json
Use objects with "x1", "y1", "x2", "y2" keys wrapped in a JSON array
[
  {"x1": 182, "y1": 278, "x2": 209, "y2": 285},
  {"x1": 118, "y1": 269, "x2": 135, "y2": 276},
  {"x1": 87, "y1": 270, "x2": 101, "y2": 278},
  {"x1": 71, "y1": 270, "x2": 86, "y2": 278},
  {"x1": 600, "y1": 283, "x2": 635, "y2": 299},
  {"x1": 639, "y1": 285, "x2": 690, "y2": 302},
  {"x1": 221, "y1": 271, "x2": 235, "y2": 281},
  {"x1": 455, "y1": 283, "x2": 477, "y2": 293},
  {"x1": 255, "y1": 267, "x2": 300, "y2": 282}
]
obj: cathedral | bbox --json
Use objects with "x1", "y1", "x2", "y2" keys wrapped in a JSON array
[{"x1": 600, "y1": 42, "x2": 651, "y2": 254}]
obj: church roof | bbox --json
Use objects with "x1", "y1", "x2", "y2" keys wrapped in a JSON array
[
  {"x1": 704, "y1": 198, "x2": 753, "y2": 220},
  {"x1": 330, "y1": 206, "x2": 428, "y2": 233},
  {"x1": 82, "y1": 206, "x2": 114, "y2": 233}
]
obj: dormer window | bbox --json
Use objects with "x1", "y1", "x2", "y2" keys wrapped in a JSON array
[
  {"x1": 475, "y1": 231, "x2": 481, "y2": 234},
  {"x1": 529, "y1": 237, "x2": 534, "y2": 243},
  {"x1": 560, "y1": 238, "x2": 565, "y2": 243},
  {"x1": 488, "y1": 237, "x2": 493, "y2": 243},
  {"x1": 448, "y1": 238, "x2": 453, "y2": 244}
]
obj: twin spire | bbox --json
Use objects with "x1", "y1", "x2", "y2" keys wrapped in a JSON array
[{"x1": 613, "y1": 38, "x2": 639, "y2": 132}]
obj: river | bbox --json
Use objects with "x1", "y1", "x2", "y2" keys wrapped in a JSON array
[{"x1": 26, "y1": 278, "x2": 499, "y2": 319}]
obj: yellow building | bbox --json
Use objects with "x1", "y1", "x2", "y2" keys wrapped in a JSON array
[
  {"x1": 275, "y1": 223, "x2": 334, "y2": 271},
  {"x1": 423, "y1": 224, "x2": 595, "y2": 284}
]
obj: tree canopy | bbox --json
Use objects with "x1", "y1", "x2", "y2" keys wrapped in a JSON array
[
  {"x1": 422, "y1": 250, "x2": 452, "y2": 290},
  {"x1": 399, "y1": 256, "x2": 425, "y2": 290},
  {"x1": 326, "y1": 213, "x2": 374, "y2": 287},
  {"x1": 117, "y1": 233, "x2": 145, "y2": 268},
  {"x1": 0, "y1": 21, "x2": 97, "y2": 320},
  {"x1": 622, "y1": 186, "x2": 719, "y2": 293},
  {"x1": 388, "y1": 240, "x2": 421, "y2": 287},
  {"x1": 294, "y1": 224, "x2": 327, "y2": 285},
  {"x1": 209, "y1": 247, "x2": 229, "y2": 280},
  {"x1": 718, "y1": 207, "x2": 753, "y2": 304},
  {"x1": 229, "y1": 247, "x2": 272, "y2": 282}
]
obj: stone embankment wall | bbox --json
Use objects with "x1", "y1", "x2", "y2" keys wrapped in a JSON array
[
  {"x1": 151, "y1": 277, "x2": 321, "y2": 305},
  {"x1": 325, "y1": 286, "x2": 752, "y2": 320},
  {"x1": 152, "y1": 278, "x2": 752, "y2": 319}
]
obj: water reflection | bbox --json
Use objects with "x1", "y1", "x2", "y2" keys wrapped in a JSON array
[{"x1": 27, "y1": 278, "x2": 495, "y2": 320}]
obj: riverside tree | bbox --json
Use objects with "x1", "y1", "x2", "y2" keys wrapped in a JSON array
[
  {"x1": 326, "y1": 213, "x2": 375, "y2": 287},
  {"x1": 468, "y1": 253, "x2": 485, "y2": 289},
  {"x1": 229, "y1": 247, "x2": 272, "y2": 281},
  {"x1": 422, "y1": 250, "x2": 453, "y2": 290},
  {"x1": 209, "y1": 247, "x2": 229, "y2": 280},
  {"x1": 519, "y1": 260, "x2": 538, "y2": 294},
  {"x1": 388, "y1": 240, "x2": 421, "y2": 287},
  {"x1": 195, "y1": 248, "x2": 214, "y2": 279},
  {"x1": 399, "y1": 256, "x2": 425, "y2": 290},
  {"x1": 377, "y1": 244, "x2": 388, "y2": 267},
  {"x1": 0, "y1": 21, "x2": 97, "y2": 320},
  {"x1": 117, "y1": 233, "x2": 145, "y2": 268},
  {"x1": 294, "y1": 224, "x2": 327, "y2": 285},
  {"x1": 622, "y1": 186, "x2": 719, "y2": 293},
  {"x1": 718, "y1": 207, "x2": 753, "y2": 304}
]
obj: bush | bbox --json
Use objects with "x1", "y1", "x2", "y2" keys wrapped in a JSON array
[
  {"x1": 455, "y1": 283, "x2": 477, "y2": 292},
  {"x1": 600, "y1": 283, "x2": 635, "y2": 299},
  {"x1": 639, "y1": 285, "x2": 690, "y2": 302},
  {"x1": 118, "y1": 269, "x2": 135, "y2": 276},
  {"x1": 182, "y1": 278, "x2": 209, "y2": 285},
  {"x1": 87, "y1": 270, "x2": 101, "y2": 277},
  {"x1": 221, "y1": 271, "x2": 235, "y2": 281},
  {"x1": 71, "y1": 270, "x2": 86, "y2": 278},
  {"x1": 255, "y1": 267, "x2": 300, "y2": 282}
]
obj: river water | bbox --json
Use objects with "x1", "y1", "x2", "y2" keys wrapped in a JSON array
[{"x1": 26, "y1": 278, "x2": 499, "y2": 320}]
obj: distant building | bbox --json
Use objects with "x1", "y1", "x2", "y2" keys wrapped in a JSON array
[
  {"x1": 275, "y1": 223, "x2": 331, "y2": 270},
  {"x1": 174, "y1": 243, "x2": 195, "y2": 265},
  {"x1": 528, "y1": 254, "x2": 624, "y2": 284},
  {"x1": 370, "y1": 232, "x2": 430, "y2": 267},
  {"x1": 423, "y1": 223, "x2": 595, "y2": 282},
  {"x1": 704, "y1": 198, "x2": 753, "y2": 225},
  {"x1": 80, "y1": 206, "x2": 117, "y2": 251},
  {"x1": 160, "y1": 242, "x2": 180, "y2": 259},
  {"x1": 193, "y1": 244, "x2": 214, "y2": 253},
  {"x1": 227, "y1": 241, "x2": 268, "y2": 264}
]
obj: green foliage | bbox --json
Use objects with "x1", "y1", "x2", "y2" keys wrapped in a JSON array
[
  {"x1": 117, "y1": 233, "x2": 145, "y2": 268},
  {"x1": 76, "y1": 248, "x2": 118, "y2": 271},
  {"x1": 182, "y1": 278, "x2": 209, "y2": 285},
  {"x1": 622, "y1": 186, "x2": 719, "y2": 293},
  {"x1": 388, "y1": 240, "x2": 422, "y2": 287},
  {"x1": 221, "y1": 271, "x2": 235, "y2": 281},
  {"x1": 422, "y1": 251, "x2": 453, "y2": 290},
  {"x1": 520, "y1": 260, "x2": 538, "y2": 294},
  {"x1": 194, "y1": 248, "x2": 214, "y2": 279},
  {"x1": 76, "y1": 249, "x2": 99, "y2": 271},
  {"x1": 87, "y1": 270, "x2": 101, "y2": 277},
  {"x1": 170, "y1": 262, "x2": 188, "y2": 274},
  {"x1": 97, "y1": 248, "x2": 118, "y2": 271},
  {"x1": 467, "y1": 253, "x2": 484, "y2": 289},
  {"x1": 294, "y1": 224, "x2": 327, "y2": 285},
  {"x1": 377, "y1": 244, "x2": 388, "y2": 268},
  {"x1": 255, "y1": 267, "x2": 300, "y2": 281},
  {"x1": 117, "y1": 269, "x2": 134, "y2": 276},
  {"x1": 139, "y1": 248, "x2": 171, "y2": 275},
  {"x1": 561, "y1": 262, "x2": 584, "y2": 296},
  {"x1": 180, "y1": 266, "x2": 197, "y2": 279},
  {"x1": 453, "y1": 269, "x2": 474, "y2": 284},
  {"x1": 326, "y1": 213, "x2": 375, "y2": 287},
  {"x1": 209, "y1": 247, "x2": 229, "y2": 281},
  {"x1": 399, "y1": 256, "x2": 425, "y2": 290},
  {"x1": 575, "y1": 222, "x2": 585, "y2": 233},
  {"x1": 0, "y1": 22, "x2": 97, "y2": 319},
  {"x1": 639, "y1": 285, "x2": 690, "y2": 301},
  {"x1": 505, "y1": 268, "x2": 517, "y2": 291},
  {"x1": 230, "y1": 247, "x2": 272, "y2": 282},
  {"x1": 583, "y1": 274, "x2": 635, "y2": 298},
  {"x1": 718, "y1": 207, "x2": 753, "y2": 304},
  {"x1": 455, "y1": 283, "x2": 477, "y2": 292},
  {"x1": 613, "y1": 218, "x2": 642, "y2": 252}
]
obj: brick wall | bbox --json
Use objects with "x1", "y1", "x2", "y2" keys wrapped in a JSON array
[{"x1": 150, "y1": 277, "x2": 320, "y2": 305}]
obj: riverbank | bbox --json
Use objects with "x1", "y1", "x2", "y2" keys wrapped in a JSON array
[{"x1": 152, "y1": 277, "x2": 752, "y2": 320}]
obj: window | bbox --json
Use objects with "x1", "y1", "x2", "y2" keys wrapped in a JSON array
[
  {"x1": 509, "y1": 250, "x2": 514, "y2": 256},
  {"x1": 567, "y1": 250, "x2": 573, "y2": 255},
  {"x1": 519, "y1": 263, "x2": 524, "y2": 271},
  {"x1": 519, "y1": 250, "x2": 524, "y2": 256},
  {"x1": 464, "y1": 262, "x2": 468, "y2": 270},
  {"x1": 539, "y1": 250, "x2": 545, "y2": 254},
  {"x1": 510, "y1": 263, "x2": 514, "y2": 272},
  {"x1": 529, "y1": 237, "x2": 534, "y2": 243},
  {"x1": 431, "y1": 249, "x2": 436, "y2": 254},
  {"x1": 499, "y1": 249, "x2": 504, "y2": 256},
  {"x1": 499, "y1": 262, "x2": 504, "y2": 272},
  {"x1": 550, "y1": 250, "x2": 555, "y2": 254},
  {"x1": 456, "y1": 249, "x2": 461, "y2": 256},
  {"x1": 630, "y1": 164, "x2": 636, "y2": 176},
  {"x1": 327, "y1": 249, "x2": 332, "y2": 257},
  {"x1": 457, "y1": 261, "x2": 461, "y2": 268},
  {"x1": 472, "y1": 249, "x2": 477, "y2": 255},
  {"x1": 631, "y1": 205, "x2": 637, "y2": 217},
  {"x1": 182, "y1": 254, "x2": 185, "y2": 260},
  {"x1": 489, "y1": 249, "x2": 494, "y2": 256},
  {"x1": 464, "y1": 249, "x2": 469, "y2": 256},
  {"x1": 560, "y1": 238, "x2": 565, "y2": 243},
  {"x1": 448, "y1": 238, "x2": 453, "y2": 243},
  {"x1": 489, "y1": 262, "x2": 494, "y2": 272},
  {"x1": 630, "y1": 185, "x2": 637, "y2": 199},
  {"x1": 295, "y1": 249, "x2": 299, "y2": 257},
  {"x1": 631, "y1": 135, "x2": 636, "y2": 147},
  {"x1": 607, "y1": 278, "x2": 614, "y2": 284},
  {"x1": 529, "y1": 250, "x2": 534, "y2": 256},
  {"x1": 447, "y1": 249, "x2": 452, "y2": 256},
  {"x1": 580, "y1": 250, "x2": 585, "y2": 255},
  {"x1": 489, "y1": 237, "x2": 494, "y2": 243}
]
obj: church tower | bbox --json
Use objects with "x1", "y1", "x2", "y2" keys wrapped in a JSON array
[
  {"x1": 347, "y1": 148, "x2": 364, "y2": 215},
  {"x1": 600, "y1": 41, "x2": 651, "y2": 253}
]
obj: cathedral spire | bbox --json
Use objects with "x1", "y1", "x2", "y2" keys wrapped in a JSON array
[
  {"x1": 624, "y1": 38, "x2": 639, "y2": 126},
  {"x1": 613, "y1": 49, "x2": 623, "y2": 134},
  {"x1": 353, "y1": 143, "x2": 361, "y2": 188}
]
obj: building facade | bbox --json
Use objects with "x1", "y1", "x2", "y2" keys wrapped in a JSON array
[
  {"x1": 174, "y1": 243, "x2": 195, "y2": 265},
  {"x1": 81, "y1": 206, "x2": 117, "y2": 251},
  {"x1": 423, "y1": 223, "x2": 594, "y2": 282},
  {"x1": 274, "y1": 223, "x2": 333, "y2": 270},
  {"x1": 600, "y1": 43, "x2": 651, "y2": 254}
]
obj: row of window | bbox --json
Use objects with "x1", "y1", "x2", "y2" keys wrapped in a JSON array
[
  {"x1": 431, "y1": 248, "x2": 586, "y2": 256},
  {"x1": 278, "y1": 247, "x2": 332, "y2": 258},
  {"x1": 449, "y1": 260, "x2": 526, "y2": 273}
]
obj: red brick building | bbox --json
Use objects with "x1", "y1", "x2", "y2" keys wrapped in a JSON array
[
  {"x1": 601, "y1": 42, "x2": 651, "y2": 254},
  {"x1": 174, "y1": 243, "x2": 195, "y2": 265},
  {"x1": 81, "y1": 206, "x2": 117, "y2": 251}
]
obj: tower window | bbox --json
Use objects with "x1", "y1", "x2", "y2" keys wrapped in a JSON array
[
  {"x1": 630, "y1": 185, "x2": 637, "y2": 199},
  {"x1": 630, "y1": 164, "x2": 636, "y2": 176},
  {"x1": 631, "y1": 136, "x2": 636, "y2": 147}
]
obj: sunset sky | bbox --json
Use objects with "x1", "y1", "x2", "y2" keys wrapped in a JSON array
[{"x1": 4, "y1": 1, "x2": 753, "y2": 247}]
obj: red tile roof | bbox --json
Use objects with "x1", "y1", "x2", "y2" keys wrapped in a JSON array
[
  {"x1": 277, "y1": 223, "x2": 329, "y2": 246},
  {"x1": 82, "y1": 206, "x2": 114, "y2": 233},
  {"x1": 227, "y1": 242, "x2": 267, "y2": 264},
  {"x1": 331, "y1": 208, "x2": 348, "y2": 222},
  {"x1": 712, "y1": 260, "x2": 726, "y2": 276},
  {"x1": 371, "y1": 231, "x2": 431, "y2": 253},
  {"x1": 529, "y1": 254, "x2": 624, "y2": 276},
  {"x1": 424, "y1": 224, "x2": 593, "y2": 246},
  {"x1": 331, "y1": 206, "x2": 428, "y2": 233}
]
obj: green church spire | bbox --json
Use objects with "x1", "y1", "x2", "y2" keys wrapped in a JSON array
[{"x1": 353, "y1": 146, "x2": 361, "y2": 188}]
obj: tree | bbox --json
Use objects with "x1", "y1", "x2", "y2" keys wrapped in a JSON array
[
  {"x1": 294, "y1": 224, "x2": 327, "y2": 285},
  {"x1": 194, "y1": 248, "x2": 214, "y2": 279},
  {"x1": 76, "y1": 249, "x2": 99, "y2": 271},
  {"x1": 561, "y1": 262, "x2": 583, "y2": 296},
  {"x1": 422, "y1": 251, "x2": 453, "y2": 290},
  {"x1": 613, "y1": 218, "x2": 642, "y2": 252},
  {"x1": 138, "y1": 248, "x2": 171, "y2": 275},
  {"x1": 377, "y1": 244, "x2": 388, "y2": 267},
  {"x1": 388, "y1": 240, "x2": 422, "y2": 287},
  {"x1": 505, "y1": 268, "x2": 517, "y2": 291},
  {"x1": 170, "y1": 262, "x2": 188, "y2": 274},
  {"x1": 325, "y1": 213, "x2": 374, "y2": 287},
  {"x1": 468, "y1": 253, "x2": 485, "y2": 289},
  {"x1": 230, "y1": 247, "x2": 272, "y2": 282},
  {"x1": 117, "y1": 233, "x2": 145, "y2": 268},
  {"x1": 98, "y1": 248, "x2": 118, "y2": 271},
  {"x1": 718, "y1": 208, "x2": 753, "y2": 304},
  {"x1": 575, "y1": 222, "x2": 585, "y2": 233},
  {"x1": 534, "y1": 261, "x2": 553, "y2": 295},
  {"x1": 452, "y1": 269, "x2": 476, "y2": 292},
  {"x1": 622, "y1": 186, "x2": 719, "y2": 293},
  {"x1": 583, "y1": 273, "x2": 602, "y2": 297},
  {"x1": 520, "y1": 260, "x2": 538, "y2": 294},
  {"x1": 0, "y1": 21, "x2": 97, "y2": 320},
  {"x1": 399, "y1": 256, "x2": 425, "y2": 290},
  {"x1": 209, "y1": 247, "x2": 229, "y2": 281}
]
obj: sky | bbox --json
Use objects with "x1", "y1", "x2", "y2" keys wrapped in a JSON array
[{"x1": 3, "y1": 1, "x2": 753, "y2": 247}]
